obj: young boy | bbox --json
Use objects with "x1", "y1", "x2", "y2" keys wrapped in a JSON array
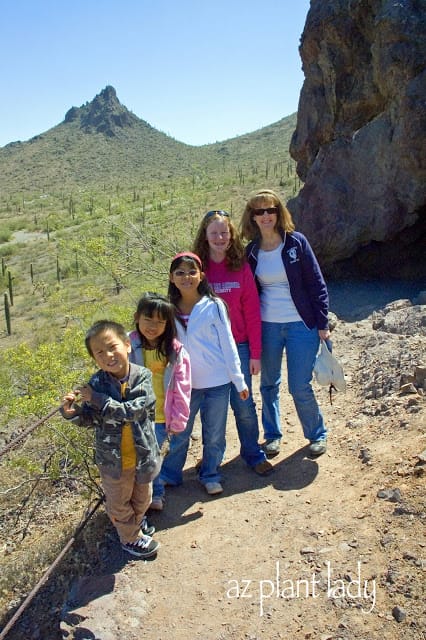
[{"x1": 61, "y1": 320, "x2": 161, "y2": 558}]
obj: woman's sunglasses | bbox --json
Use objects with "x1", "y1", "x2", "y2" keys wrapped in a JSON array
[
  {"x1": 204, "y1": 210, "x2": 230, "y2": 220},
  {"x1": 253, "y1": 207, "x2": 279, "y2": 216}
]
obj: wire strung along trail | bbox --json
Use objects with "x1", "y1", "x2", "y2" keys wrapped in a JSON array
[
  {"x1": 0, "y1": 496, "x2": 104, "y2": 640},
  {"x1": 0, "y1": 407, "x2": 105, "y2": 639},
  {"x1": 0, "y1": 407, "x2": 60, "y2": 459}
]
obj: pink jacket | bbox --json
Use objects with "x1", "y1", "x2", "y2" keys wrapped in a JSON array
[
  {"x1": 129, "y1": 333, "x2": 191, "y2": 433},
  {"x1": 204, "y1": 260, "x2": 262, "y2": 360}
]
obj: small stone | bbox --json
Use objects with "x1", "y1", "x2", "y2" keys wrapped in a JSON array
[
  {"x1": 377, "y1": 488, "x2": 402, "y2": 502},
  {"x1": 392, "y1": 605, "x2": 407, "y2": 622},
  {"x1": 417, "y1": 449, "x2": 426, "y2": 463},
  {"x1": 399, "y1": 383, "x2": 418, "y2": 395},
  {"x1": 414, "y1": 365, "x2": 426, "y2": 384},
  {"x1": 359, "y1": 448, "x2": 372, "y2": 463}
]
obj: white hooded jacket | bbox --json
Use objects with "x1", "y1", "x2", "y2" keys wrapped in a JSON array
[{"x1": 176, "y1": 295, "x2": 246, "y2": 392}]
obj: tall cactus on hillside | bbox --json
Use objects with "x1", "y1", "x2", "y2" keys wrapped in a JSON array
[
  {"x1": 4, "y1": 293, "x2": 11, "y2": 335},
  {"x1": 8, "y1": 271, "x2": 13, "y2": 306}
]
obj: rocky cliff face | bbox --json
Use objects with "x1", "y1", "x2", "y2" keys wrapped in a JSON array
[{"x1": 289, "y1": 0, "x2": 426, "y2": 278}]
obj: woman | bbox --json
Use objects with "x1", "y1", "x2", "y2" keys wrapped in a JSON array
[
  {"x1": 240, "y1": 189, "x2": 330, "y2": 457},
  {"x1": 193, "y1": 210, "x2": 273, "y2": 476}
]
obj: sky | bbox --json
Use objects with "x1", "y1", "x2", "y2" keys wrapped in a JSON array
[{"x1": 0, "y1": 0, "x2": 310, "y2": 148}]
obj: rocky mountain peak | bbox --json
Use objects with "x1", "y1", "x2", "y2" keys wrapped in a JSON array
[{"x1": 64, "y1": 85, "x2": 139, "y2": 136}]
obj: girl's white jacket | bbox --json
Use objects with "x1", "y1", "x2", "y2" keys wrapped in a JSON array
[{"x1": 176, "y1": 295, "x2": 246, "y2": 392}]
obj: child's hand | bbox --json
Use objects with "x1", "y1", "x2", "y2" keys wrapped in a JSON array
[
  {"x1": 77, "y1": 384, "x2": 93, "y2": 403},
  {"x1": 239, "y1": 387, "x2": 249, "y2": 401},
  {"x1": 61, "y1": 392, "x2": 79, "y2": 416}
]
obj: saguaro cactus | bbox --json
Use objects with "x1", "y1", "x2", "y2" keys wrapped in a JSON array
[
  {"x1": 8, "y1": 271, "x2": 13, "y2": 306},
  {"x1": 4, "y1": 293, "x2": 11, "y2": 335}
]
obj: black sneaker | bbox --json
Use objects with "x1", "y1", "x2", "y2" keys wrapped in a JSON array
[
  {"x1": 140, "y1": 515, "x2": 155, "y2": 536},
  {"x1": 121, "y1": 534, "x2": 160, "y2": 558}
]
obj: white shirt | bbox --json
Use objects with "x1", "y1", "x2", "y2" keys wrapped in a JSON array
[{"x1": 256, "y1": 243, "x2": 302, "y2": 323}]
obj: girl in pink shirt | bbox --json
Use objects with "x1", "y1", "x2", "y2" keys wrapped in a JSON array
[{"x1": 193, "y1": 211, "x2": 273, "y2": 476}]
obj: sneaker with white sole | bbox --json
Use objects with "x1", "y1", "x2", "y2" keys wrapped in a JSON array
[
  {"x1": 308, "y1": 439, "x2": 327, "y2": 456},
  {"x1": 140, "y1": 515, "x2": 155, "y2": 536},
  {"x1": 205, "y1": 482, "x2": 223, "y2": 495},
  {"x1": 121, "y1": 534, "x2": 160, "y2": 558},
  {"x1": 262, "y1": 439, "x2": 281, "y2": 458}
]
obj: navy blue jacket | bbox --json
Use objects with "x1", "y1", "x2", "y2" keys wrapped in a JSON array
[{"x1": 245, "y1": 231, "x2": 329, "y2": 331}]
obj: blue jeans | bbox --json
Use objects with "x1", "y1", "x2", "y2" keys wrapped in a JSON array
[
  {"x1": 260, "y1": 321, "x2": 327, "y2": 443},
  {"x1": 160, "y1": 383, "x2": 231, "y2": 486},
  {"x1": 230, "y1": 342, "x2": 267, "y2": 467},
  {"x1": 152, "y1": 423, "x2": 167, "y2": 499}
]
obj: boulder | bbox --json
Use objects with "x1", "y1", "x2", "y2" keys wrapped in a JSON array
[{"x1": 288, "y1": 0, "x2": 426, "y2": 278}]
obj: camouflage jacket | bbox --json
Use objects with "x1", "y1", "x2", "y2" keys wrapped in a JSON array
[{"x1": 62, "y1": 362, "x2": 161, "y2": 483}]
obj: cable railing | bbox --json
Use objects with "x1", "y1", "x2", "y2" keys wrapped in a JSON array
[
  {"x1": 0, "y1": 406, "x2": 60, "y2": 459},
  {"x1": 0, "y1": 407, "x2": 104, "y2": 640}
]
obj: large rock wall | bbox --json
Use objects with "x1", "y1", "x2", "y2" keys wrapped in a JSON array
[{"x1": 289, "y1": 0, "x2": 426, "y2": 278}]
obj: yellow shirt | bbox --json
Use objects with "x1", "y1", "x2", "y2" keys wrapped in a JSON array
[
  {"x1": 143, "y1": 348, "x2": 166, "y2": 424},
  {"x1": 120, "y1": 381, "x2": 136, "y2": 470}
]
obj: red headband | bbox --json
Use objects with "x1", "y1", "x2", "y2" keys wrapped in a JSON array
[{"x1": 171, "y1": 251, "x2": 203, "y2": 268}]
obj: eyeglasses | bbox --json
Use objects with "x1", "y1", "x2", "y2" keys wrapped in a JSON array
[
  {"x1": 204, "y1": 210, "x2": 230, "y2": 220},
  {"x1": 140, "y1": 316, "x2": 167, "y2": 327},
  {"x1": 253, "y1": 207, "x2": 279, "y2": 216},
  {"x1": 174, "y1": 269, "x2": 199, "y2": 277}
]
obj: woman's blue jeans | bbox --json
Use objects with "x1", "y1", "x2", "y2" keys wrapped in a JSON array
[
  {"x1": 230, "y1": 342, "x2": 267, "y2": 467},
  {"x1": 160, "y1": 383, "x2": 231, "y2": 486},
  {"x1": 260, "y1": 321, "x2": 327, "y2": 443}
]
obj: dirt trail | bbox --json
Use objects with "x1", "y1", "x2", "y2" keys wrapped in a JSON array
[{"x1": 58, "y1": 312, "x2": 425, "y2": 640}]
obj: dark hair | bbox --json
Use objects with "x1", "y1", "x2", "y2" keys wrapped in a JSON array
[
  {"x1": 134, "y1": 292, "x2": 176, "y2": 360},
  {"x1": 168, "y1": 254, "x2": 216, "y2": 307},
  {"x1": 85, "y1": 320, "x2": 129, "y2": 358},
  {"x1": 193, "y1": 211, "x2": 245, "y2": 271},
  {"x1": 240, "y1": 188, "x2": 295, "y2": 241}
]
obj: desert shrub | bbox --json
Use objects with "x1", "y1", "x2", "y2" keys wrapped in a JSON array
[
  {"x1": 0, "y1": 229, "x2": 12, "y2": 243},
  {"x1": 0, "y1": 243, "x2": 16, "y2": 258}
]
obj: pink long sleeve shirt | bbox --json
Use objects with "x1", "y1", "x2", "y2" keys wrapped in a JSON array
[{"x1": 204, "y1": 260, "x2": 262, "y2": 360}]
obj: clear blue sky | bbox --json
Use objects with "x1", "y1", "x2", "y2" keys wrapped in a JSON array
[{"x1": 0, "y1": 0, "x2": 310, "y2": 148}]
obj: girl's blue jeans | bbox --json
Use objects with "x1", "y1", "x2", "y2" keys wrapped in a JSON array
[
  {"x1": 230, "y1": 342, "x2": 267, "y2": 467},
  {"x1": 260, "y1": 320, "x2": 327, "y2": 444},
  {"x1": 160, "y1": 383, "x2": 231, "y2": 486},
  {"x1": 152, "y1": 423, "x2": 167, "y2": 499}
]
